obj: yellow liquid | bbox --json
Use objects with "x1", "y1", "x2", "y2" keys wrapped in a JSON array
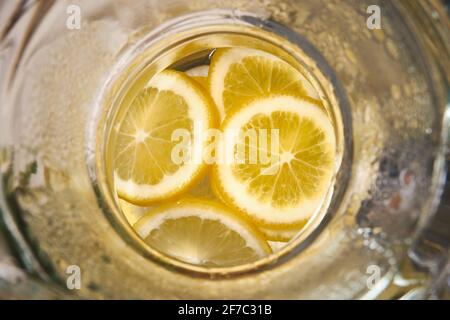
[{"x1": 106, "y1": 28, "x2": 344, "y2": 268}]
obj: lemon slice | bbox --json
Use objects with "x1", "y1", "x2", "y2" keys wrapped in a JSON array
[
  {"x1": 134, "y1": 199, "x2": 271, "y2": 267},
  {"x1": 114, "y1": 70, "x2": 216, "y2": 205},
  {"x1": 212, "y1": 95, "x2": 336, "y2": 227},
  {"x1": 209, "y1": 48, "x2": 319, "y2": 118}
]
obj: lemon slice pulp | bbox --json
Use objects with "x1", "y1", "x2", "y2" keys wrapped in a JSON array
[{"x1": 134, "y1": 199, "x2": 271, "y2": 267}]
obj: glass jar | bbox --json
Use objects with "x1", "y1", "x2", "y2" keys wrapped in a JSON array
[{"x1": 0, "y1": 0, "x2": 449, "y2": 299}]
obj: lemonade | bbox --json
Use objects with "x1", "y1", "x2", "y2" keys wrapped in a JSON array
[{"x1": 112, "y1": 46, "x2": 337, "y2": 267}]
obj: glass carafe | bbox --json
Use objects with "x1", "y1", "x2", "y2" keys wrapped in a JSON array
[{"x1": 0, "y1": 0, "x2": 449, "y2": 299}]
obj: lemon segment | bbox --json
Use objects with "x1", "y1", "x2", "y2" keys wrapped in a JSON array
[
  {"x1": 209, "y1": 48, "x2": 319, "y2": 118},
  {"x1": 114, "y1": 70, "x2": 215, "y2": 205},
  {"x1": 212, "y1": 95, "x2": 336, "y2": 227},
  {"x1": 134, "y1": 199, "x2": 271, "y2": 267}
]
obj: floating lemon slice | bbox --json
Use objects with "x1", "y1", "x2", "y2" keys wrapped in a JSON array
[
  {"x1": 209, "y1": 48, "x2": 319, "y2": 118},
  {"x1": 134, "y1": 199, "x2": 271, "y2": 267},
  {"x1": 212, "y1": 95, "x2": 336, "y2": 227},
  {"x1": 114, "y1": 70, "x2": 216, "y2": 205}
]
